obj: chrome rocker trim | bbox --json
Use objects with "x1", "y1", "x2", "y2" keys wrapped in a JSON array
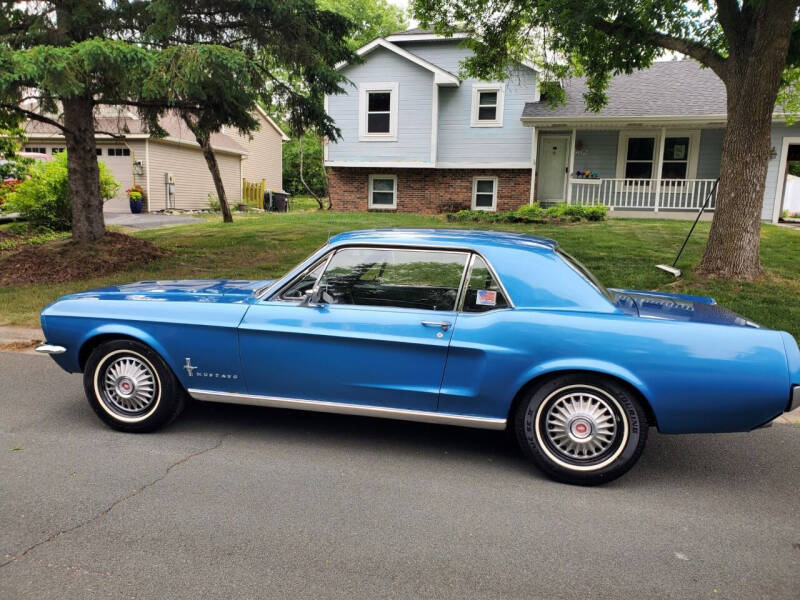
[
  {"x1": 188, "y1": 389, "x2": 508, "y2": 430},
  {"x1": 35, "y1": 344, "x2": 66, "y2": 355},
  {"x1": 790, "y1": 386, "x2": 800, "y2": 413}
]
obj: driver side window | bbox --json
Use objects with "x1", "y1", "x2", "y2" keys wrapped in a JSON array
[{"x1": 317, "y1": 247, "x2": 467, "y2": 311}]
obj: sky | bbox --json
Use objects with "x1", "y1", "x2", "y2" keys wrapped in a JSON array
[{"x1": 386, "y1": 0, "x2": 418, "y2": 27}]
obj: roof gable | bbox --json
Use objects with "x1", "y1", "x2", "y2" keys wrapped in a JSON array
[{"x1": 337, "y1": 38, "x2": 460, "y2": 86}]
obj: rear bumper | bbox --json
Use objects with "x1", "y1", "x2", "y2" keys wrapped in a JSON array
[{"x1": 790, "y1": 386, "x2": 800, "y2": 412}]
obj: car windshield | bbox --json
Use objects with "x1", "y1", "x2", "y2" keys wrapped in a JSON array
[{"x1": 557, "y1": 250, "x2": 615, "y2": 302}]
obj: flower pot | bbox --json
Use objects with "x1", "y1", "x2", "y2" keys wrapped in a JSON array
[{"x1": 129, "y1": 198, "x2": 143, "y2": 214}]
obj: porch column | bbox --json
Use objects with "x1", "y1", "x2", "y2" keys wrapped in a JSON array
[
  {"x1": 567, "y1": 128, "x2": 576, "y2": 204},
  {"x1": 529, "y1": 127, "x2": 538, "y2": 205},
  {"x1": 653, "y1": 126, "x2": 666, "y2": 212}
]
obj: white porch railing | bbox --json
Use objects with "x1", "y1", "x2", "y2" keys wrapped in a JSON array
[{"x1": 568, "y1": 178, "x2": 718, "y2": 211}]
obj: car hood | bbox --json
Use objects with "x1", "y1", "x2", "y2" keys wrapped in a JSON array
[
  {"x1": 609, "y1": 289, "x2": 759, "y2": 328},
  {"x1": 60, "y1": 279, "x2": 276, "y2": 304}
]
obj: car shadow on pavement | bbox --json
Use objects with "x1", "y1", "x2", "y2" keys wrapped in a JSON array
[{"x1": 168, "y1": 399, "x2": 798, "y2": 491}]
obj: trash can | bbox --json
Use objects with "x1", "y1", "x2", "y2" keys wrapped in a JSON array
[{"x1": 263, "y1": 190, "x2": 289, "y2": 212}]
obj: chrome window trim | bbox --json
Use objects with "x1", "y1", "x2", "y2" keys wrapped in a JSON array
[
  {"x1": 189, "y1": 388, "x2": 507, "y2": 430},
  {"x1": 455, "y1": 253, "x2": 476, "y2": 312},
  {"x1": 457, "y1": 253, "x2": 512, "y2": 313},
  {"x1": 264, "y1": 242, "x2": 515, "y2": 309}
]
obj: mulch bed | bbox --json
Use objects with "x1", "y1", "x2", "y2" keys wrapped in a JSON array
[{"x1": 0, "y1": 232, "x2": 169, "y2": 286}]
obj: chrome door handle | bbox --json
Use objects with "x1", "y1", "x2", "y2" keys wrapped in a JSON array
[{"x1": 421, "y1": 320, "x2": 451, "y2": 331}]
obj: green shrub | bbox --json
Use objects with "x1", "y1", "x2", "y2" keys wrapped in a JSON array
[
  {"x1": 445, "y1": 203, "x2": 608, "y2": 225},
  {"x1": 5, "y1": 152, "x2": 119, "y2": 231},
  {"x1": 514, "y1": 203, "x2": 546, "y2": 221}
]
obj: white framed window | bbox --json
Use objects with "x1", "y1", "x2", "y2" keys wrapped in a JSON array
[
  {"x1": 107, "y1": 147, "x2": 130, "y2": 157},
  {"x1": 471, "y1": 84, "x2": 505, "y2": 127},
  {"x1": 50, "y1": 147, "x2": 65, "y2": 154},
  {"x1": 368, "y1": 174, "x2": 397, "y2": 209},
  {"x1": 23, "y1": 146, "x2": 46, "y2": 154},
  {"x1": 472, "y1": 176, "x2": 498, "y2": 211},
  {"x1": 359, "y1": 83, "x2": 398, "y2": 141},
  {"x1": 615, "y1": 130, "x2": 700, "y2": 182}
]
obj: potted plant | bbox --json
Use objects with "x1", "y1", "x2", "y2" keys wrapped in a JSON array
[{"x1": 126, "y1": 185, "x2": 146, "y2": 214}]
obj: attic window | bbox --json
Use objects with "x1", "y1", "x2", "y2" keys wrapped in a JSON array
[
  {"x1": 471, "y1": 84, "x2": 505, "y2": 127},
  {"x1": 359, "y1": 82, "x2": 398, "y2": 141}
]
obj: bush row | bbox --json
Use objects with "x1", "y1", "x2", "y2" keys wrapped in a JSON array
[{"x1": 447, "y1": 203, "x2": 608, "y2": 224}]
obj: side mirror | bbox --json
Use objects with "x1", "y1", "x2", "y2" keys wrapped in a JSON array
[{"x1": 300, "y1": 286, "x2": 326, "y2": 307}]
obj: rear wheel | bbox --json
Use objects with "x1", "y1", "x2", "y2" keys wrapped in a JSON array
[
  {"x1": 515, "y1": 374, "x2": 648, "y2": 485},
  {"x1": 83, "y1": 339, "x2": 186, "y2": 432}
]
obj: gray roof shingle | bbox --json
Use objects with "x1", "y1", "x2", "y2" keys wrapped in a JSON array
[{"x1": 522, "y1": 60, "x2": 727, "y2": 120}]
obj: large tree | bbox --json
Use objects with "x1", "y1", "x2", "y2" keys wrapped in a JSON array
[
  {"x1": 0, "y1": 0, "x2": 355, "y2": 240},
  {"x1": 319, "y1": 0, "x2": 409, "y2": 48},
  {"x1": 414, "y1": 0, "x2": 800, "y2": 280}
]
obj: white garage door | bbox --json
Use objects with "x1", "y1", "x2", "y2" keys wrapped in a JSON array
[{"x1": 100, "y1": 147, "x2": 135, "y2": 213}]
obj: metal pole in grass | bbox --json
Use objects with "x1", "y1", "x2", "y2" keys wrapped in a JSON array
[{"x1": 656, "y1": 178, "x2": 719, "y2": 277}]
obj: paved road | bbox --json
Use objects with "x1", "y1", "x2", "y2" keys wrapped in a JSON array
[{"x1": 1, "y1": 352, "x2": 798, "y2": 599}]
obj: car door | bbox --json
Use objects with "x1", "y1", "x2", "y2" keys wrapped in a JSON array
[{"x1": 237, "y1": 246, "x2": 469, "y2": 412}]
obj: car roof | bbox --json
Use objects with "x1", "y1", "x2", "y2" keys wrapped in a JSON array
[{"x1": 328, "y1": 229, "x2": 558, "y2": 254}]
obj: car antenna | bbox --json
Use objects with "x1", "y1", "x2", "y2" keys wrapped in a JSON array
[{"x1": 655, "y1": 178, "x2": 719, "y2": 278}]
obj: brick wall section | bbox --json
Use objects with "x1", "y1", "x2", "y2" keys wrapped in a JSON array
[{"x1": 328, "y1": 168, "x2": 533, "y2": 213}]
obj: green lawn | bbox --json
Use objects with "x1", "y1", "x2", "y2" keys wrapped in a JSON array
[{"x1": 2, "y1": 212, "x2": 799, "y2": 339}]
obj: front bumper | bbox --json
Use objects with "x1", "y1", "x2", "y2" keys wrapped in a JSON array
[
  {"x1": 35, "y1": 344, "x2": 66, "y2": 355},
  {"x1": 790, "y1": 386, "x2": 800, "y2": 412}
]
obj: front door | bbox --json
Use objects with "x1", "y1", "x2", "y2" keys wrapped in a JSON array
[
  {"x1": 238, "y1": 247, "x2": 469, "y2": 412},
  {"x1": 537, "y1": 135, "x2": 569, "y2": 202}
]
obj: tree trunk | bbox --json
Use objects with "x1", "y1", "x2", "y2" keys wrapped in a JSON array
[
  {"x1": 299, "y1": 137, "x2": 324, "y2": 209},
  {"x1": 319, "y1": 135, "x2": 330, "y2": 210},
  {"x1": 62, "y1": 97, "x2": 105, "y2": 242},
  {"x1": 197, "y1": 133, "x2": 233, "y2": 223},
  {"x1": 697, "y1": 2, "x2": 796, "y2": 279}
]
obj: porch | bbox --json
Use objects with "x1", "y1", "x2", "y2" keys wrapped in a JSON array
[
  {"x1": 569, "y1": 177, "x2": 718, "y2": 211},
  {"x1": 533, "y1": 128, "x2": 723, "y2": 213}
]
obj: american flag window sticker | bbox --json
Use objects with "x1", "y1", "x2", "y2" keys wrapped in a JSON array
[{"x1": 476, "y1": 289, "x2": 497, "y2": 306}]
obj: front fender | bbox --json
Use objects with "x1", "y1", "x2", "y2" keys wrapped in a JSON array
[{"x1": 76, "y1": 324, "x2": 175, "y2": 372}]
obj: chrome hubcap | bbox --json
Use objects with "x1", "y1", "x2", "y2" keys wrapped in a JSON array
[
  {"x1": 545, "y1": 392, "x2": 618, "y2": 460},
  {"x1": 103, "y1": 356, "x2": 157, "y2": 414}
]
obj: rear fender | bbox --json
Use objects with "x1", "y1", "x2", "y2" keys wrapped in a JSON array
[{"x1": 513, "y1": 358, "x2": 652, "y2": 407}]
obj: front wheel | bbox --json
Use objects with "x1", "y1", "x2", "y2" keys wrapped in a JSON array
[
  {"x1": 515, "y1": 374, "x2": 648, "y2": 485},
  {"x1": 83, "y1": 339, "x2": 186, "y2": 432}
]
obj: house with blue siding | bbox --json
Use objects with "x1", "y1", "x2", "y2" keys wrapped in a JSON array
[{"x1": 325, "y1": 29, "x2": 800, "y2": 222}]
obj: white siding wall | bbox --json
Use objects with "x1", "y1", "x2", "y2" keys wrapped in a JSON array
[
  {"x1": 397, "y1": 41, "x2": 536, "y2": 165},
  {"x1": 571, "y1": 130, "x2": 619, "y2": 176},
  {"x1": 327, "y1": 47, "x2": 433, "y2": 163},
  {"x1": 222, "y1": 114, "x2": 284, "y2": 190},
  {"x1": 146, "y1": 141, "x2": 242, "y2": 211},
  {"x1": 696, "y1": 129, "x2": 724, "y2": 180}
]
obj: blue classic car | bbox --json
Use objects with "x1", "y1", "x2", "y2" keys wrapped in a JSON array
[{"x1": 37, "y1": 229, "x2": 800, "y2": 485}]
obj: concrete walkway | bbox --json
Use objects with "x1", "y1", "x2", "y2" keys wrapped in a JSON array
[{"x1": 104, "y1": 212, "x2": 200, "y2": 229}]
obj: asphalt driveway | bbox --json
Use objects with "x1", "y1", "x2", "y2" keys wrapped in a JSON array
[
  {"x1": 1, "y1": 351, "x2": 798, "y2": 599},
  {"x1": 104, "y1": 212, "x2": 200, "y2": 229}
]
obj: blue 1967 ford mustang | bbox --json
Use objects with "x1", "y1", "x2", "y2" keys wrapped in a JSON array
[{"x1": 37, "y1": 229, "x2": 800, "y2": 485}]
